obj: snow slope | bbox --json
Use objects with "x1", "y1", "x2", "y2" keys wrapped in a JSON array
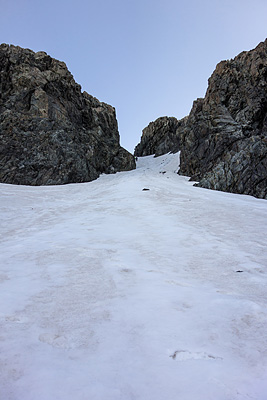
[{"x1": 1, "y1": 153, "x2": 267, "y2": 400}]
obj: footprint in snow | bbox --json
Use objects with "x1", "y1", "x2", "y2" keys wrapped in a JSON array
[
  {"x1": 170, "y1": 350, "x2": 222, "y2": 361},
  {"x1": 39, "y1": 333, "x2": 70, "y2": 349}
]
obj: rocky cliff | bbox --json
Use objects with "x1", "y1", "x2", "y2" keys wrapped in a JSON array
[
  {"x1": 179, "y1": 39, "x2": 267, "y2": 199},
  {"x1": 0, "y1": 44, "x2": 135, "y2": 185},
  {"x1": 134, "y1": 39, "x2": 267, "y2": 199},
  {"x1": 134, "y1": 116, "x2": 186, "y2": 157}
]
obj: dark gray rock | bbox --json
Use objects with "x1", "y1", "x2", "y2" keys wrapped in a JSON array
[
  {"x1": 134, "y1": 116, "x2": 185, "y2": 157},
  {"x1": 0, "y1": 44, "x2": 135, "y2": 185},
  {"x1": 134, "y1": 39, "x2": 267, "y2": 199},
  {"x1": 179, "y1": 39, "x2": 267, "y2": 199}
]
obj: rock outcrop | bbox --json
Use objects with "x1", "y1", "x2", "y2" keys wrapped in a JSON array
[
  {"x1": 135, "y1": 39, "x2": 267, "y2": 199},
  {"x1": 134, "y1": 116, "x2": 186, "y2": 157},
  {"x1": 0, "y1": 44, "x2": 135, "y2": 185},
  {"x1": 179, "y1": 39, "x2": 267, "y2": 199}
]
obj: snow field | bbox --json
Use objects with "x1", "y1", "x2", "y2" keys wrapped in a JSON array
[{"x1": 0, "y1": 153, "x2": 267, "y2": 400}]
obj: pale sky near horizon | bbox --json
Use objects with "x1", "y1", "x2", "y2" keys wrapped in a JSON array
[{"x1": 1, "y1": 0, "x2": 266, "y2": 152}]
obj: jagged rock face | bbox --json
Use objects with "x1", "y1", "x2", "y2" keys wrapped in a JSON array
[
  {"x1": 134, "y1": 39, "x2": 267, "y2": 199},
  {"x1": 179, "y1": 39, "x2": 267, "y2": 199},
  {"x1": 134, "y1": 116, "x2": 185, "y2": 157},
  {"x1": 0, "y1": 44, "x2": 135, "y2": 185}
]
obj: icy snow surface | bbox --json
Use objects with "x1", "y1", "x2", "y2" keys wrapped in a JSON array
[{"x1": 1, "y1": 153, "x2": 267, "y2": 400}]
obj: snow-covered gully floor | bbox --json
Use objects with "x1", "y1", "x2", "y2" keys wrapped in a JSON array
[{"x1": 1, "y1": 153, "x2": 267, "y2": 400}]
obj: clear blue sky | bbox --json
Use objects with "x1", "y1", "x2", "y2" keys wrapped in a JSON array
[{"x1": 1, "y1": 0, "x2": 266, "y2": 152}]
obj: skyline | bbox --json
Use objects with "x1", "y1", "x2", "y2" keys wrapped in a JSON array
[{"x1": 1, "y1": 0, "x2": 266, "y2": 152}]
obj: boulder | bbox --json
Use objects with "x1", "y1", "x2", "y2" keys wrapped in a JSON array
[{"x1": 0, "y1": 44, "x2": 135, "y2": 185}]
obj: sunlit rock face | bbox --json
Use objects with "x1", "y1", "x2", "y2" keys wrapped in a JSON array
[
  {"x1": 178, "y1": 39, "x2": 267, "y2": 199},
  {"x1": 0, "y1": 44, "x2": 135, "y2": 185}
]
